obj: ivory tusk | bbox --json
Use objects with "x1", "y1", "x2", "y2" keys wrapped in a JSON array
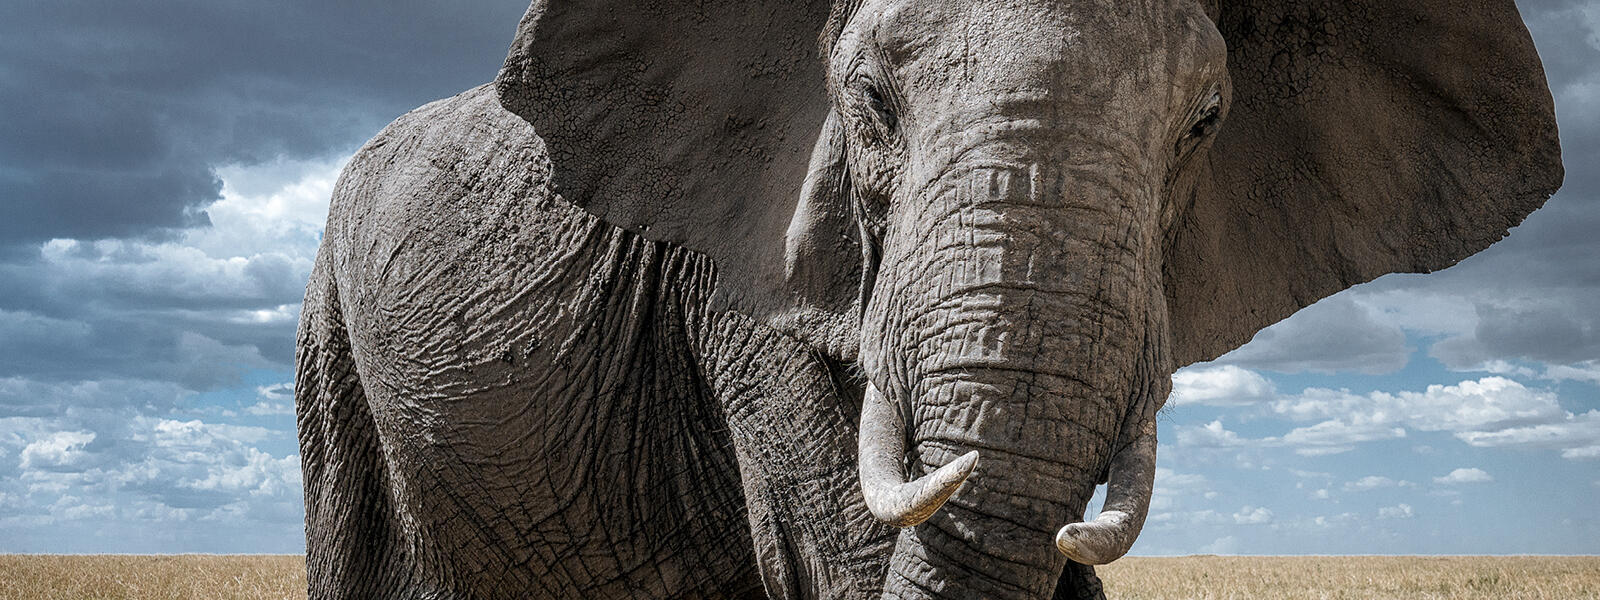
[{"x1": 857, "y1": 380, "x2": 979, "y2": 527}]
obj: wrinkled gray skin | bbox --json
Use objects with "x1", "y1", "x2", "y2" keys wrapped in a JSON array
[{"x1": 296, "y1": 0, "x2": 1561, "y2": 598}]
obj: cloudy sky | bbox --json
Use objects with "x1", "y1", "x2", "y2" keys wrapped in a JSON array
[{"x1": 1, "y1": 1, "x2": 1595, "y2": 555}]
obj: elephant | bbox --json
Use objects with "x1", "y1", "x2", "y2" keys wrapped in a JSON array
[{"x1": 293, "y1": 0, "x2": 1562, "y2": 598}]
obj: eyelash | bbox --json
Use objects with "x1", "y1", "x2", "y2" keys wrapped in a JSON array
[
  {"x1": 862, "y1": 83, "x2": 898, "y2": 135},
  {"x1": 1176, "y1": 91, "x2": 1223, "y2": 158},
  {"x1": 1189, "y1": 104, "x2": 1220, "y2": 140}
]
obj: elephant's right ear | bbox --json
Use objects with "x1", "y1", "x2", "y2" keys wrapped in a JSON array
[
  {"x1": 496, "y1": 0, "x2": 839, "y2": 317},
  {"x1": 1165, "y1": 0, "x2": 1563, "y2": 367}
]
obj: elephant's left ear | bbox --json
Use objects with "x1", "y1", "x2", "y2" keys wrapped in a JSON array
[
  {"x1": 1166, "y1": 0, "x2": 1563, "y2": 367},
  {"x1": 496, "y1": 0, "x2": 837, "y2": 314}
]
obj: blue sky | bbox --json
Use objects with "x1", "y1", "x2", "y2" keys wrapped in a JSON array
[{"x1": 1, "y1": 1, "x2": 1596, "y2": 555}]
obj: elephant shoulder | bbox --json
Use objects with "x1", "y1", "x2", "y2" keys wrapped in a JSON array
[
  {"x1": 320, "y1": 84, "x2": 575, "y2": 282},
  {"x1": 328, "y1": 84, "x2": 550, "y2": 236}
]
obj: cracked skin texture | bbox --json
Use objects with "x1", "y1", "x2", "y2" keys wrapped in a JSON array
[
  {"x1": 298, "y1": 0, "x2": 1560, "y2": 598},
  {"x1": 301, "y1": 86, "x2": 764, "y2": 599},
  {"x1": 301, "y1": 86, "x2": 901, "y2": 598},
  {"x1": 299, "y1": 84, "x2": 1107, "y2": 599}
]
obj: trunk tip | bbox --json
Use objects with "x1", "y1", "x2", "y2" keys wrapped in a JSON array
[{"x1": 1054, "y1": 511, "x2": 1135, "y2": 565}]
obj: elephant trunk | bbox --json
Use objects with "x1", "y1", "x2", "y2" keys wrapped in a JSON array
[
  {"x1": 1056, "y1": 422, "x2": 1156, "y2": 565},
  {"x1": 859, "y1": 162, "x2": 1167, "y2": 598}
]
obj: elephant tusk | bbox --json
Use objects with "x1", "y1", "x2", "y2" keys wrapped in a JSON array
[
  {"x1": 1055, "y1": 425, "x2": 1156, "y2": 565},
  {"x1": 858, "y1": 380, "x2": 979, "y2": 527}
]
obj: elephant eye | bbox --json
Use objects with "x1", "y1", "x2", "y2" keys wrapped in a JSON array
[
  {"x1": 1175, "y1": 91, "x2": 1223, "y2": 160},
  {"x1": 1188, "y1": 104, "x2": 1220, "y2": 140},
  {"x1": 861, "y1": 83, "x2": 899, "y2": 136}
]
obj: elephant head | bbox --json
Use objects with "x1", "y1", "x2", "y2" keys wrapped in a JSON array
[{"x1": 497, "y1": 0, "x2": 1560, "y2": 597}]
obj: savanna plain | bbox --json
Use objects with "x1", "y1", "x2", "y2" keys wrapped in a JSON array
[{"x1": 0, "y1": 555, "x2": 1596, "y2": 599}]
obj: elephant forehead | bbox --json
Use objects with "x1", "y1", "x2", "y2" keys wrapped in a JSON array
[{"x1": 873, "y1": 0, "x2": 1223, "y2": 120}]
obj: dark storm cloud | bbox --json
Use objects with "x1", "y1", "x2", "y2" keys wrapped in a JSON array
[
  {"x1": 1218, "y1": 296, "x2": 1410, "y2": 375},
  {"x1": 0, "y1": 310, "x2": 279, "y2": 389},
  {"x1": 0, "y1": 234, "x2": 305, "y2": 387},
  {"x1": 0, "y1": 0, "x2": 530, "y2": 248},
  {"x1": 1516, "y1": 0, "x2": 1600, "y2": 241},
  {"x1": 1431, "y1": 301, "x2": 1600, "y2": 369},
  {"x1": 0, "y1": 0, "x2": 531, "y2": 394},
  {"x1": 1520, "y1": 0, "x2": 1600, "y2": 196},
  {"x1": 0, "y1": 242, "x2": 304, "y2": 318}
]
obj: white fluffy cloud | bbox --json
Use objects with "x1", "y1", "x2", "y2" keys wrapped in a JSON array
[
  {"x1": 1543, "y1": 361, "x2": 1600, "y2": 384},
  {"x1": 1343, "y1": 476, "x2": 1413, "y2": 492},
  {"x1": 145, "y1": 418, "x2": 277, "y2": 447},
  {"x1": 1175, "y1": 420, "x2": 1250, "y2": 448},
  {"x1": 1274, "y1": 421, "x2": 1407, "y2": 456},
  {"x1": 1378, "y1": 504, "x2": 1415, "y2": 520},
  {"x1": 1170, "y1": 416, "x2": 1407, "y2": 456},
  {"x1": 18, "y1": 431, "x2": 95, "y2": 471},
  {"x1": 245, "y1": 382, "x2": 296, "y2": 417},
  {"x1": 1169, "y1": 376, "x2": 1596, "y2": 461},
  {"x1": 1199, "y1": 535, "x2": 1240, "y2": 554},
  {"x1": 0, "y1": 155, "x2": 339, "y2": 552},
  {"x1": 21, "y1": 418, "x2": 297, "y2": 514},
  {"x1": 0, "y1": 379, "x2": 301, "y2": 552},
  {"x1": 1452, "y1": 410, "x2": 1600, "y2": 459},
  {"x1": 1150, "y1": 467, "x2": 1212, "y2": 514},
  {"x1": 1260, "y1": 377, "x2": 1597, "y2": 460},
  {"x1": 1434, "y1": 468, "x2": 1494, "y2": 484},
  {"x1": 202, "y1": 158, "x2": 342, "y2": 260},
  {"x1": 1270, "y1": 377, "x2": 1565, "y2": 432},
  {"x1": 1232, "y1": 506, "x2": 1274, "y2": 525},
  {"x1": 1170, "y1": 365, "x2": 1275, "y2": 407}
]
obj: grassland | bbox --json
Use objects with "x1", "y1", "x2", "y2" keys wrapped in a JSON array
[
  {"x1": 0, "y1": 555, "x2": 305, "y2": 600},
  {"x1": 0, "y1": 555, "x2": 1595, "y2": 599},
  {"x1": 1097, "y1": 556, "x2": 1600, "y2": 599}
]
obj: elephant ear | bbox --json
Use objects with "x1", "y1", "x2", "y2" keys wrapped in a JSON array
[
  {"x1": 1166, "y1": 0, "x2": 1563, "y2": 367},
  {"x1": 495, "y1": 0, "x2": 842, "y2": 319}
]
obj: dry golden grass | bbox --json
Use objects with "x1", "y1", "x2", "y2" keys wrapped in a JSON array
[
  {"x1": 1, "y1": 555, "x2": 1596, "y2": 599},
  {"x1": 1100, "y1": 556, "x2": 1600, "y2": 600},
  {"x1": 0, "y1": 555, "x2": 305, "y2": 600}
]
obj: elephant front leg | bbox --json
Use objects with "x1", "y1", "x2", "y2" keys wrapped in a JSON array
[
  {"x1": 297, "y1": 267, "x2": 427, "y2": 599},
  {"x1": 696, "y1": 313, "x2": 897, "y2": 600},
  {"x1": 1055, "y1": 561, "x2": 1107, "y2": 600}
]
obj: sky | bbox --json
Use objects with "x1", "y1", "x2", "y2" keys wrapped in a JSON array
[{"x1": 0, "y1": 1, "x2": 1595, "y2": 555}]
